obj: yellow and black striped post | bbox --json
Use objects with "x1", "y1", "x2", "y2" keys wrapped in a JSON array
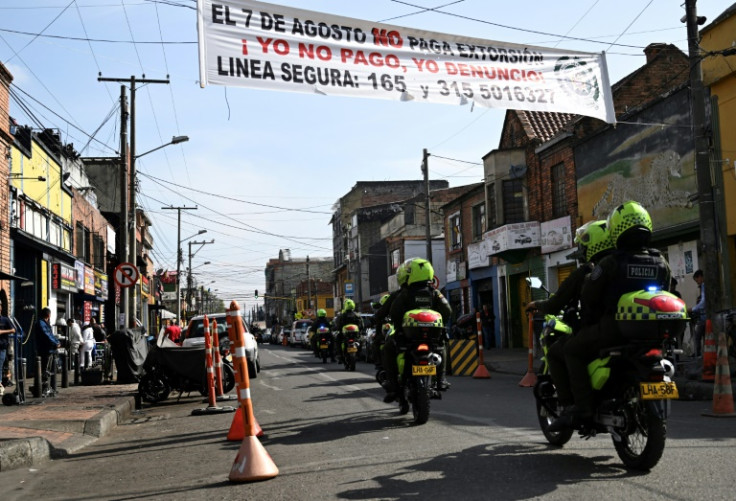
[{"x1": 449, "y1": 339, "x2": 478, "y2": 376}]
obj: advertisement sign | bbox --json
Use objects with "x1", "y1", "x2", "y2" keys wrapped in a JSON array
[
  {"x1": 52, "y1": 262, "x2": 77, "y2": 292},
  {"x1": 197, "y1": 0, "x2": 615, "y2": 123},
  {"x1": 84, "y1": 266, "x2": 95, "y2": 295},
  {"x1": 485, "y1": 221, "x2": 541, "y2": 255},
  {"x1": 74, "y1": 261, "x2": 85, "y2": 290},
  {"x1": 94, "y1": 270, "x2": 109, "y2": 300},
  {"x1": 468, "y1": 239, "x2": 491, "y2": 269},
  {"x1": 540, "y1": 216, "x2": 573, "y2": 254}
]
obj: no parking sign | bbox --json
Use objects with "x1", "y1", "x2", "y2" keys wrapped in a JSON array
[{"x1": 114, "y1": 262, "x2": 139, "y2": 288}]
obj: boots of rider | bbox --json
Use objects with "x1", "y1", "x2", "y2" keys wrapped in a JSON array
[{"x1": 382, "y1": 336, "x2": 399, "y2": 403}]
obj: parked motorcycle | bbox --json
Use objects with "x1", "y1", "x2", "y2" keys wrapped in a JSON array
[
  {"x1": 138, "y1": 335, "x2": 235, "y2": 404},
  {"x1": 316, "y1": 326, "x2": 332, "y2": 364},
  {"x1": 395, "y1": 309, "x2": 445, "y2": 425},
  {"x1": 341, "y1": 324, "x2": 361, "y2": 371},
  {"x1": 532, "y1": 281, "x2": 686, "y2": 470}
]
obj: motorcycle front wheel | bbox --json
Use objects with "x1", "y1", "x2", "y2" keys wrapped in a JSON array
[
  {"x1": 534, "y1": 378, "x2": 573, "y2": 446},
  {"x1": 612, "y1": 384, "x2": 667, "y2": 470},
  {"x1": 138, "y1": 372, "x2": 170, "y2": 403},
  {"x1": 411, "y1": 377, "x2": 431, "y2": 425}
]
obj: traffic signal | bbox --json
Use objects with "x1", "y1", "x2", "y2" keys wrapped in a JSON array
[{"x1": 254, "y1": 289, "x2": 259, "y2": 299}]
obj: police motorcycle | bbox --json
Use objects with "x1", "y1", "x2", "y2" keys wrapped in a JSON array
[
  {"x1": 316, "y1": 325, "x2": 332, "y2": 364},
  {"x1": 395, "y1": 309, "x2": 445, "y2": 425},
  {"x1": 341, "y1": 324, "x2": 361, "y2": 371},
  {"x1": 529, "y1": 277, "x2": 686, "y2": 470}
]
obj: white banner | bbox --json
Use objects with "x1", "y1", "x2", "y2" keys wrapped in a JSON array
[{"x1": 197, "y1": 0, "x2": 616, "y2": 123}]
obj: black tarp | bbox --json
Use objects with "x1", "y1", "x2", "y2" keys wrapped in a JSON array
[{"x1": 109, "y1": 328, "x2": 149, "y2": 383}]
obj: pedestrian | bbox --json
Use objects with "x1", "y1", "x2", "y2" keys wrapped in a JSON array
[
  {"x1": 90, "y1": 316, "x2": 106, "y2": 342},
  {"x1": 80, "y1": 320, "x2": 96, "y2": 369},
  {"x1": 480, "y1": 304, "x2": 495, "y2": 349},
  {"x1": 35, "y1": 307, "x2": 60, "y2": 395},
  {"x1": 687, "y1": 269, "x2": 705, "y2": 357},
  {"x1": 67, "y1": 318, "x2": 83, "y2": 369},
  {"x1": 164, "y1": 319, "x2": 181, "y2": 344},
  {"x1": 0, "y1": 312, "x2": 15, "y2": 396}
]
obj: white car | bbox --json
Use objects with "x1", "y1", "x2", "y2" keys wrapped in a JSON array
[
  {"x1": 182, "y1": 313, "x2": 260, "y2": 378},
  {"x1": 290, "y1": 320, "x2": 313, "y2": 347}
]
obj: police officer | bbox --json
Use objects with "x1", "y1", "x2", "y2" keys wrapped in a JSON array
[
  {"x1": 550, "y1": 201, "x2": 671, "y2": 431},
  {"x1": 526, "y1": 219, "x2": 615, "y2": 411},
  {"x1": 334, "y1": 299, "x2": 363, "y2": 363},
  {"x1": 309, "y1": 309, "x2": 335, "y2": 362},
  {"x1": 384, "y1": 258, "x2": 452, "y2": 403}
]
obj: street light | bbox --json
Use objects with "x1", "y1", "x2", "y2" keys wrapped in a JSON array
[
  {"x1": 187, "y1": 240, "x2": 214, "y2": 316},
  {"x1": 127, "y1": 135, "x2": 190, "y2": 328},
  {"x1": 175, "y1": 229, "x2": 207, "y2": 324}
]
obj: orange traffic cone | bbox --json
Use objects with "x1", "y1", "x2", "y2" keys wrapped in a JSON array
[
  {"x1": 519, "y1": 312, "x2": 537, "y2": 387},
  {"x1": 226, "y1": 301, "x2": 278, "y2": 482},
  {"x1": 227, "y1": 407, "x2": 264, "y2": 440},
  {"x1": 702, "y1": 320, "x2": 716, "y2": 382},
  {"x1": 472, "y1": 312, "x2": 491, "y2": 379},
  {"x1": 702, "y1": 331, "x2": 736, "y2": 418}
]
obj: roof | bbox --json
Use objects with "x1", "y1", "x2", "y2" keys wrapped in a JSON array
[{"x1": 514, "y1": 110, "x2": 578, "y2": 143}]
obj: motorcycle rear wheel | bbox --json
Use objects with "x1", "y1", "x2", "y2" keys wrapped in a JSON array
[
  {"x1": 534, "y1": 379, "x2": 573, "y2": 446},
  {"x1": 139, "y1": 373, "x2": 170, "y2": 403},
  {"x1": 612, "y1": 384, "x2": 667, "y2": 470}
]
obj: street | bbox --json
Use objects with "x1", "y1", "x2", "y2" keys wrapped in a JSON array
[{"x1": 4, "y1": 344, "x2": 736, "y2": 501}]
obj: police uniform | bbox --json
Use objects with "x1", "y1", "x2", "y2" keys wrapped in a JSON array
[{"x1": 563, "y1": 248, "x2": 670, "y2": 412}]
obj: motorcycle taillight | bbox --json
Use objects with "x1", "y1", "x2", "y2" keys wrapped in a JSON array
[
  {"x1": 417, "y1": 343, "x2": 429, "y2": 351},
  {"x1": 645, "y1": 348, "x2": 663, "y2": 358}
]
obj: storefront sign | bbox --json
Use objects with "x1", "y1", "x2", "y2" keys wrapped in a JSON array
[
  {"x1": 94, "y1": 270, "x2": 109, "y2": 300},
  {"x1": 84, "y1": 266, "x2": 95, "y2": 295},
  {"x1": 541, "y1": 216, "x2": 573, "y2": 254},
  {"x1": 52, "y1": 262, "x2": 77, "y2": 292},
  {"x1": 485, "y1": 221, "x2": 541, "y2": 255},
  {"x1": 468, "y1": 240, "x2": 491, "y2": 269},
  {"x1": 74, "y1": 261, "x2": 85, "y2": 290},
  {"x1": 446, "y1": 259, "x2": 457, "y2": 283}
]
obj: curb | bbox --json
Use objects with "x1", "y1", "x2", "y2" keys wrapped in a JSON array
[{"x1": 0, "y1": 394, "x2": 137, "y2": 471}]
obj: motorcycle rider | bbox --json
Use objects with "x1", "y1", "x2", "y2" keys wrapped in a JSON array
[
  {"x1": 310, "y1": 309, "x2": 335, "y2": 362},
  {"x1": 384, "y1": 258, "x2": 452, "y2": 403},
  {"x1": 549, "y1": 201, "x2": 671, "y2": 431},
  {"x1": 371, "y1": 293, "x2": 394, "y2": 367},
  {"x1": 334, "y1": 299, "x2": 363, "y2": 363},
  {"x1": 526, "y1": 220, "x2": 615, "y2": 412}
]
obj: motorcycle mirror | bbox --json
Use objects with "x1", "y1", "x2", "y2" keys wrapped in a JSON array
[{"x1": 526, "y1": 277, "x2": 543, "y2": 289}]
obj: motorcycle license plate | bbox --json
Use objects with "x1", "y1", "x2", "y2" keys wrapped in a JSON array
[
  {"x1": 319, "y1": 344, "x2": 329, "y2": 349},
  {"x1": 347, "y1": 347, "x2": 358, "y2": 353},
  {"x1": 640, "y1": 381, "x2": 679, "y2": 400},
  {"x1": 412, "y1": 365, "x2": 436, "y2": 376}
]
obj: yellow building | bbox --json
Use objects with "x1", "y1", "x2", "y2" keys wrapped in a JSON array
[{"x1": 701, "y1": 5, "x2": 736, "y2": 304}]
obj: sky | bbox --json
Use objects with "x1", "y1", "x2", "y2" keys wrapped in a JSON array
[{"x1": 0, "y1": 0, "x2": 730, "y2": 311}]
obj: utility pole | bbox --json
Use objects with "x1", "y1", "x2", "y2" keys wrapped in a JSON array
[
  {"x1": 162, "y1": 206, "x2": 198, "y2": 324},
  {"x1": 306, "y1": 255, "x2": 312, "y2": 315},
  {"x1": 422, "y1": 148, "x2": 433, "y2": 263},
  {"x1": 187, "y1": 239, "x2": 214, "y2": 315},
  {"x1": 685, "y1": 0, "x2": 722, "y2": 317},
  {"x1": 100, "y1": 75, "x2": 169, "y2": 328},
  {"x1": 118, "y1": 85, "x2": 129, "y2": 329}
]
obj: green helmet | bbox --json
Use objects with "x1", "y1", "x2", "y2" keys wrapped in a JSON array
[
  {"x1": 407, "y1": 258, "x2": 434, "y2": 285},
  {"x1": 396, "y1": 258, "x2": 415, "y2": 286},
  {"x1": 317, "y1": 308, "x2": 326, "y2": 318},
  {"x1": 379, "y1": 294, "x2": 390, "y2": 306},
  {"x1": 574, "y1": 220, "x2": 614, "y2": 262},
  {"x1": 343, "y1": 299, "x2": 355, "y2": 312},
  {"x1": 608, "y1": 201, "x2": 653, "y2": 248}
]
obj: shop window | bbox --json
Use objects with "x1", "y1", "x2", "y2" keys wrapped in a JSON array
[{"x1": 551, "y1": 163, "x2": 566, "y2": 218}]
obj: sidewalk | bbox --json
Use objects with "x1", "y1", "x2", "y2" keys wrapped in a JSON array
[{"x1": 0, "y1": 379, "x2": 138, "y2": 472}]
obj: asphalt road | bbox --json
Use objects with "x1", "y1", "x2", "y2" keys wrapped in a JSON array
[{"x1": 3, "y1": 344, "x2": 736, "y2": 501}]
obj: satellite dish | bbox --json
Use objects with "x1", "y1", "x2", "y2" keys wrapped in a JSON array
[{"x1": 510, "y1": 164, "x2": 528, "y2": 179}]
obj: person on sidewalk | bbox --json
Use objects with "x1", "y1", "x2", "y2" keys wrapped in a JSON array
[
  {"x1": 549, "y1": 201, "x2": 671, "y2": 432},
  {"x1": 67, "y1": 318, "x2": 83, "y2": 369},
  {"x1": 35, "y1": 307, "x2": 60, "y2": 395},
  {"x1": 0, "y1": 313, "x2": 15, "y2": 396},
  {"x1": 80, "y1": 321, "x2": 96, "y2": 369},
  {"x1": 687, "y1": 269, "x2": 705, "y2": 357}
]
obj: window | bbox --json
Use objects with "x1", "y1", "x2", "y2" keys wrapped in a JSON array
[
  {"x1": 472, "y1": 203, "x2": 485, "y2": 241},
  {"x1": 502, "y1": 179, "x2": 525, "y2": 224},
  {"x1": 391, "y1": 248, "x2": 401, "y2": 271},
  {"x1": 449, "y1": 212, "x2": 461, "y2": 250},
  {"x1": 551, "y1": 163, "x2": 566, "y2": 218},
  {"x1": 93, "y1": 234, "x2": 105, "y2": 269},
  {"x1": 404, "y1": 204, "x2": 415, "y2": 225},
  {"x1": 487, "y1": 183, "x2": 497, "y2": 229}
]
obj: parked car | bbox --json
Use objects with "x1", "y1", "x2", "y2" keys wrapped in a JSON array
[
  {"x1": 277, "y1": 328, "x2": 290, "y2": 345},
  {"x1": 182, "y1": 313, "x2": 260, "y2": 378},
  {"x1": 290, "y1": 320, "x2": 313, "y2": 347}
]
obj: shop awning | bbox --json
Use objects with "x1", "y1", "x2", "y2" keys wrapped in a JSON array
[
  {"x1": 0, "y1": 271, "x2": 29, "y2": 281},
  {"x1": 160, "y1": 310, "x2": 176, "y2": 319}
]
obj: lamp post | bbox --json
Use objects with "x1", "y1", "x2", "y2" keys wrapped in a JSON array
[
  {"x1": 129, "y1": 135, "x2": 189, "y2": 328},
  {"x1": 186, "y1": 255, "x2": 212, "y2": 316},
  {"x1": 174, "y1": 228, "x2": 206, "y2": 324}
]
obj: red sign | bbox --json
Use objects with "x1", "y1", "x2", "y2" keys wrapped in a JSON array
[{"x1": 114, "y1": 262, "x2": 139, "y2": 289}]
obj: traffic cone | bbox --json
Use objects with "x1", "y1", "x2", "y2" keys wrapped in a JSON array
[
  {"x1": 226, "y1": 301, "x2": 278, "y2": 482},
  {"x1": 472, "y1": 312, "x2": 491, "y2": 379},
  {"x1": 519, "y1": 312, "x2": 537, "y2": 387},
  {"x1": 227, "y1": 407, "x2": 264, "y2": 440},
  {"x1": 192, "y1": 315, "x2": 236, "y2": 416},
  {"x1": 702, "y1": 331, "x2": 736, "y2": 418},
  {"x1": 702, "y1": 320, "x2": 716, "y2": 382}
]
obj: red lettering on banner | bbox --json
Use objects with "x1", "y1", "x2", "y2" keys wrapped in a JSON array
[{"x1": 257, "y1": 37, "x2": 290, "y2": 55}]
